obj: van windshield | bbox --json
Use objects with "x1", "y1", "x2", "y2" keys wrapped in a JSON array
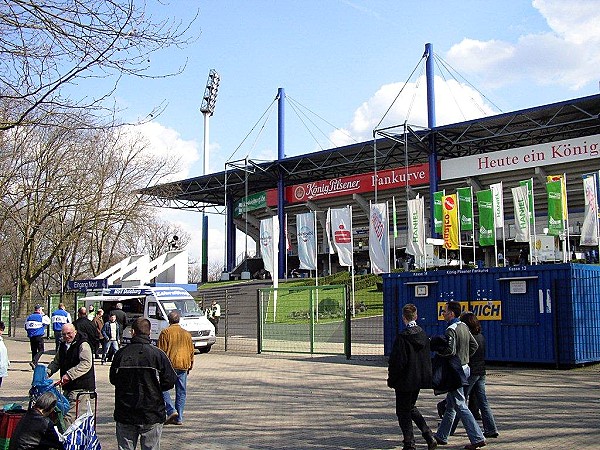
[{"x1": 160, "y1": 299, "x2": 203, "y2": 316}]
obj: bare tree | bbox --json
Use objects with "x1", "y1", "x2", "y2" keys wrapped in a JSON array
[
  {"x1": 0, "y1": 0, "x2": 198, "y2": 130},
  {"x1": 0, "y1": 111, "x2": 182, "y2": 313}
]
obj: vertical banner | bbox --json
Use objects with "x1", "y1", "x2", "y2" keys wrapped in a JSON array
[
  {"x1": 369, "y1": 202, "x2": 390, "y2": 274},
  {"x1": 330, "y1": 207, "x2": 354, "y2": 267},
  {"x1": 580, "y1": 173, "x2": 599, "y2": 246},
  {"x1": 433, "y1": 191, "x2": 444, "y2": 234},
  {"x1": 406, "y1": 196, "x2": 425, "y2": 257},
  {"x1": 490, "y1": 183, "x2": 504, "y2": 228},
  {"x1": 547, "y1": 174, "x2": 568, "y2": 220},
  {"x1": 476, "y1": 190, "x2": 495, "y2": 246},
  {"x1": 546, "y1": 180, "x2": 564, "y2": 236},
  {"x1": 325, "y1": 209, "x2": 335, "y2": 255},
  {"x1": 442, "y1": 194, "x2": 459, "y2": 250},
  {"x1": 296, "y1": 212, "x2": 317, "y2": 270},
  {"x1": 260, "y1": 216, "x2": 279, "y2": 320},
  {"x1": 519, "y1": 179, "x2": 535, "y2": 227},
  {"x1": 511, "y1": 185, "x2": 530, "y2": 242},
  {"x1": 260, "y1": 217, "x2": 278, "y2": 276},
  {"x1": 457, "y1": 187, "x2": 474, "y2": 231}
]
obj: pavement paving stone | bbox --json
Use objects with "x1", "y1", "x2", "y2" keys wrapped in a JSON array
[{"x1": 1, "y1": 335, "x2": 599, "y2": 449}]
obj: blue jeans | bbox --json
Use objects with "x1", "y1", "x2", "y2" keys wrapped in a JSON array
[
  {"x1": 102, "y1": 340, "x2": 120, "y2": 362},
  {"x1": 116, "y1": 421, "x2": 163, "y2": 450},
  {"x1": 435, "y1": 386, "x2": 485, "y2": 444},
  {"x1": 468, "y1": 375, "x2": 498, "y2": 434},
  {"x1": 163, "y1": 369, "x2": 187, "y2": 422}
]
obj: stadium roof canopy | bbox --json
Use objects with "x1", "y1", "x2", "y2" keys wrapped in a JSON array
[{"x1": 140, "y1": 93, "x2": 600, "y2": 211}]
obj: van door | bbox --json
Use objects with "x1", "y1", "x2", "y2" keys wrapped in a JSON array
[{"x1": 146, "y1": 295, "x2": 168, "y2": 343}]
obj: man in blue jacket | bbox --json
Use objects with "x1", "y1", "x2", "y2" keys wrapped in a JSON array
[
  {"x1": 50, "y1": 303, "x2": 72, "y2": 351},
  {"x1": 24, "y1": 304, "x2": 51, "y2": 369},
  {"x1": 110, "y1": 317, "x2": 176, "y2": 450},
  {"x1": 388, "y1": 304, "x2": 437, "y2": 450}
]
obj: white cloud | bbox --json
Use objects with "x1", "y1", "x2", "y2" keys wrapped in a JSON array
[
  {"x1": 335, "y1": 75, "x2": 496, "y2": 143},
  {"x1": 126, "y1": 121, "x2": 201, "y2": 181},
  {"x1": 446, "y1": 0, "x2": 600, "y2": 90}
]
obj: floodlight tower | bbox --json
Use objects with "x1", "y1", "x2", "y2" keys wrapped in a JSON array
[{"x1": 199, "y1": 69, "x2": 220, "y2": 282}]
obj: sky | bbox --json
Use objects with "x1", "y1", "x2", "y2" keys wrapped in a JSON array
[{"x1": 112, "y1": 0, "x2": 600, "y2": 268}]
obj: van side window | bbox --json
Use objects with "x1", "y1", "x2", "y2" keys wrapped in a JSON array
[{"x1": 147, "y1": 302, "x2": 164, "y2": 320}]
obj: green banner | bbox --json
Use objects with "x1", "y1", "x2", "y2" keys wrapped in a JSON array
[
  {"x1": 519, "y1": 179, "x2": 535, "y2": 226},
  {"x1": 476, "y1": 190, "x2": 495, "y2": 246},
  {"x1": 434, "y1": 191, "x2": 444, "y2": 234},
  {"x1": 234, "y1": 191, "x2": 267, "y2": 217},
  {"x1": 457, "y1": 187, "x2": 473, "y2": 231},
  {"x1": 546, "y1": 181, "x2": 564, "y2": 236}
]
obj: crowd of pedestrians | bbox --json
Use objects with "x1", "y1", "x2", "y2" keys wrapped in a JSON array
[
  {"x1": 8, "y1": 300, "x2": 201, "y2": 450},
  {"x1": 388, "y1": 301, "x2": 499, "y2": 450}
]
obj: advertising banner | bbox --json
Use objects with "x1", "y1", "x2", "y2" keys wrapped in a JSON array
[
  {"x1": 519, "y1": 179, "x2": 535, "y2": 226},
  {"x1": 511, "y1": 185, "x2": 530, "y2": 242},
  {"x1": 441, "y1": 133, "x2": 600, "y2": 179},
  {"x1": 580, "y1": 173, "x2": 599, "y2": 246},
  {"x1": 546, "y1": 180, "x2": 564, "y2": 236},
  {"x1": 490, "y1": 182, "x2": 504, "y2": 228},
  {"x1": 234, "y1": 191, "x2": 267, "y2": 216},
  {"x1": 433, "y1": 191, "x2": 444, "y2": 234},
  {"x1": 457, "y1": 187, "x2": 473, "y2": 231},
  {"x1": 260, "y1": 217, "x2": 279, "y2": 276},
  {"x1": 476, "y1": 190, "x2": 495, "y2": 246},
  {"x1": 266, "y1": 163, "x2": 431, "y2": 206},
  {"x1": 330, "y1": 207, "x2": 354, "y2": 267},
  {"x1": 369, "y1": 202, "x2": 390, "y2": 274},
  {"x1": 296, "y1": 212, "x2": 317, "y2": 270},
  {"x1": 406, "y1": 196, "x2": 425, "y2": 257},
  {"x1": 442, "y1": 194, "x2": 459, "y2": 250}
]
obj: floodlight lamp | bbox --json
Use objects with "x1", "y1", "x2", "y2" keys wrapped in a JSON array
[{"x1": 200, "y1": 69, "x2": 220, "y2": 116}]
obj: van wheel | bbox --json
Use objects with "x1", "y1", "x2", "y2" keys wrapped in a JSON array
[{"x1": 198, "y1": 345, "x2": 212, "y2": 354}]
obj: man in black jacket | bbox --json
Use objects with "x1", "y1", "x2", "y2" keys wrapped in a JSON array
[
  {"x1": 46, "y1": 323, "x2": 96, "y2": 425},
  {"x1": 110, "y1": 317, "x2": 176, "y2": 450},
  {"x1": 73, "y1": 306, "x2": 101, "y2": 357},
  {"x1": 388, "y1": 304, "x2": 437, "y2": 450}
]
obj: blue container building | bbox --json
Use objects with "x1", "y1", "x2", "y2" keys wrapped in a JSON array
[{"x1": 383, "y1": 264, "x2": 600, "y2": 366}]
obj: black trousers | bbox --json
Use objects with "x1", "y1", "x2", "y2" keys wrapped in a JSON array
[
  {"x1": 29, "y1": 335, "x2": 45, "y2": 362},
  {"x1": 395, "y1": 389, "x2": 433, "y2": 449}
]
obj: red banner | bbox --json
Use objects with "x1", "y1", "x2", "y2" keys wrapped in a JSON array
[{"x1": 266, "y1": 163, "x2": 432, "y2": 206}]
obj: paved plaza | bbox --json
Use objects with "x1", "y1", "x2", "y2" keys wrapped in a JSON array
[{"x1": 1, "y1": 335, "x2": 599, "y2": 449}]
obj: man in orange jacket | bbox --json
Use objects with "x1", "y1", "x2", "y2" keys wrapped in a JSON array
[{"x1": 157, "y1": 310, "x2": 194, "y2": 426}]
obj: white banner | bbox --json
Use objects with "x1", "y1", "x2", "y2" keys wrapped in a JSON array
[
  {"x1": 369, "y1": 202, "x2": 390, "y2": 274},
  {"x1": 330, "y1": 207, "x2": 353, "y2": 267},
  {"x1": 490, "y1": 182, "x2": 504, "y2": 228},
  {"x1": 511, "y1": 185, "x2": 530, "y2": 243},
  {"x1": 260, "y1": 216, "x2": 279, "y2": 276},
  {"x1": 296, "y1": 212, "x2": 317, "y2": 270},
  {"x1": 441, "y1": 134, "x2": 600, "y2": 179},
  {"x1": 580, "y1": 173, "x2": 599, "y2": 246},
  {"x1": 325, "y1": 209, "x2": 335, "y2": 255},
  {"x1": 406, "y1": 196, "x2": 425, "y2": 257}
]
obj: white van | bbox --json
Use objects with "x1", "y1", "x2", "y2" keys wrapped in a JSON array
[{"x1": 83, "y1": 285, "x2": 216, "y2": 353}]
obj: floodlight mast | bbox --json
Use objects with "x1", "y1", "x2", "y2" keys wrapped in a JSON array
[{"x1": 200, "y1": 69, "x2": 220, "y2": 282}]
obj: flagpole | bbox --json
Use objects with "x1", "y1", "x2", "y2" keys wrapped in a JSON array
[
  {"x1": 597, "y1": 172, "x2": 600, "y2": 262},
  {"x1": 393, "y1": 196, "x2": 398, "y2": 270},
  {"x1": 564, "y1": 173, "x2": 570, "y2": 262},
  {"x1": 314, "y1": 210, "x2": 319, "y2": 322},
  {"x1": 530, "y1": 178, "x2": 537, "y2": 265},
  {"x1": 350, "y1": 205, "x2": 355, "y2": 317},
  {"x1": 421, "y1": 196, "x2": 427, "y2": 271},
  {"x1": 285, "y1": 213, "x2": 289, "y2": 279},
  {"x1": 387, "y1": 201, "x2": 391, "y2": 273},
  {"x1": 457, "y1": 189, "x2": 463, "y2": 269},
  {"x1": 470, "y1": 186, "x2": 476, "y2": 265},
  {"x1": 501, "y1": 181, "x2": 506, "y2": 266}
]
